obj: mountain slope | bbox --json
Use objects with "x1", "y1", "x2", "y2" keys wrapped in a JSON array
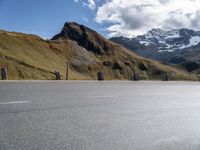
[
  {"x1": 0, "y1": 23, "x2": 197, "y2": 80},
  {"x1": 136, "y1": 28, "x2": 200, "y2": 52},
  {"x1": 110, "y1": 28, "x2": 200, "y2": 73}
]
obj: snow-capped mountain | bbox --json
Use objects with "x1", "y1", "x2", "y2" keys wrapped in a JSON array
[
  {"x1": 110, "y1": 28, "x2": 200, "y2": 72},
  {"x1": 137, "y1": 28, "x2": 200, "y2": 52}
]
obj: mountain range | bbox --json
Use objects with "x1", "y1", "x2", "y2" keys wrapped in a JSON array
[
  {"x1": 0, "y1": 22, "x2": 197, "y2": 80},
  {"x1": 110, "y1": 28, "x2": 200, "y2": 74}
]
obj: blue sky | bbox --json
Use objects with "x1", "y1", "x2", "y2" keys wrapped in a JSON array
[
  {"x1": 0, "y1": 0, "x2": 200, "y2": 39},
  {"x1": 0, "y1": 0, "x2": 107, "y2": 39}
]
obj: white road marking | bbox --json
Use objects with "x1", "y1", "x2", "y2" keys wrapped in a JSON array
[
  {"x1": 85, "y1": 95, "x2": 120, "y2": 99},
  {"x1": 0, "y1": 101, "x2": 32, "y2": 105}
]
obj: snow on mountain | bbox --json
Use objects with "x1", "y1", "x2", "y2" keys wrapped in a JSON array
[
  {"x1": 135, "y1": 28, "x2": 200, "y2": 52},
  {"x1": 110, "y1": 28, "x2": 200, "y2": 71},
  {"x1": 190, "y1": 36, "x2": 200, "y2": 45}
]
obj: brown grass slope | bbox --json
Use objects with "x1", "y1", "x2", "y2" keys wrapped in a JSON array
[{"x1": 0, "y1": 24, "x2": 197, "y2": 80}]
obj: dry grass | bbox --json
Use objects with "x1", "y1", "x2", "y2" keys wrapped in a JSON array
[{"x1": 0, "y1": 30, "x2": 197, "y2": 80}]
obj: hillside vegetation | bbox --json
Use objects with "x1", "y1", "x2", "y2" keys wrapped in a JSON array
[{"x1": 0, "y1": 23, "x2": 197, "y2": 80}]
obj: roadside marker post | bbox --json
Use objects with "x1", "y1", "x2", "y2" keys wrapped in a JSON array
[
  {"x1": 66, "y1": 63, "x2": 69, "y2": 80},
  {"x1": 1, "y1": 67, "x2": 7, "y2": 80},
  {"x1": 97, "y1": 72, "x2": 104, "y2": 81},
  {"x1": 55, "y1": 71, "x2": 61, "y2": 80},
  {"x1": 131, "y1": 73, "x2": 140, "y2": 81}
]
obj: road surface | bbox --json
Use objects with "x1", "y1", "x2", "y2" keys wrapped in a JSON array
[{"x1": 0, "y1": 81, "x2": 200, "y2": 150}]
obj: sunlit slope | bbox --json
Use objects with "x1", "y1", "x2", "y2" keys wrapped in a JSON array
[{"x1": 0, "y1": 27, "x2": 197, "y2": 80}]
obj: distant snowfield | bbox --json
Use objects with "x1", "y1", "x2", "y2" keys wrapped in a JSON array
[
  {"x1": 136, "y1": 29, "x2": 200, "y2": 53},
  {"x1": 178, "y1": 36, "x2": 200, "y2": 50},
  {"x1": 158, "y1": 36, "x2": 200, "y2": 52},
  {"x1": 189, "y1": 36, "x2": 200, "y2": 46}
]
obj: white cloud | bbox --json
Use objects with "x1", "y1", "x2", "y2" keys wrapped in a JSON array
[
  {"x1": 86, "y1": 0, "x2": 96, "y2": 10},
  {"x1": 95, "y1": 0, "x2": 200, "y2": 37},
  {"x1": 75, "y1": 0, "x2": 97, "y2": 10}
]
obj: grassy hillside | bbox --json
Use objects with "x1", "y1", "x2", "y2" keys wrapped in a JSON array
[{"x1": 0, "y1": 27, "x2": 197, "y2": 80}]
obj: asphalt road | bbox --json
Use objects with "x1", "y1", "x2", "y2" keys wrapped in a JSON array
[{"x1": 0, "y1": 81, "x2": 200, "y2": 150}]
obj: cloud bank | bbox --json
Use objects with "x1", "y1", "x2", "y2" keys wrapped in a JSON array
[
  {"x1": 95, "y1": 0, "x2": 200, "y2": 37},
  {"x1": 75, "y1": 0, "x2": 97, "y2": 10}
]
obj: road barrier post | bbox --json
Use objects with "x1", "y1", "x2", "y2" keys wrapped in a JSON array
[
  {"x1": 162, "y1": 73, "x2": 169, "y2": 81},
  {"x1": 97, "y1": 72, "x2": 104, "y2": 81},
  {"x1": 1, "y1": 67, "x2": 7, "y2": 80},
  {"x1": 66, "y1": 63, "x2": 69, "y2": 80},
  {"x1": 55, "y1": 71, "x2": 61, "y2": 80},
  {"x1": 131, "y1": 73, "x2": 140, "y2": 81}
]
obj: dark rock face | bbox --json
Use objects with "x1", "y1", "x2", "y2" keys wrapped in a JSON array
[
  {"x1": 138, "y1": 63, "x2": 148, "y2": 71},
  {"x1": 169, "y1": 57, "x2": 187, "y2": 64},
  {"x1": 110, "y1": 36, "x2": 144, "y2": 52},
  {"x1": 52, "y1": 22, "x2": 111, "y2": 55},
  {"x1": 182, "y1": 62, "x2": 200, "y2": 72},
  {"x1": 112, "y1": 62, "x2": 123, "y2": 70}
]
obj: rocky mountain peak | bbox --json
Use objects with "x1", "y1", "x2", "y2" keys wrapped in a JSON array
[
  {"x1": 110, "y1": 28, "x2": 200, "y2": 73},
  {"x1": 52, "y1": 22, "x2": 112, "y2": 55},
  {"x1": 146, "y1": 28, "x2": 165, "y2": 37}
]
